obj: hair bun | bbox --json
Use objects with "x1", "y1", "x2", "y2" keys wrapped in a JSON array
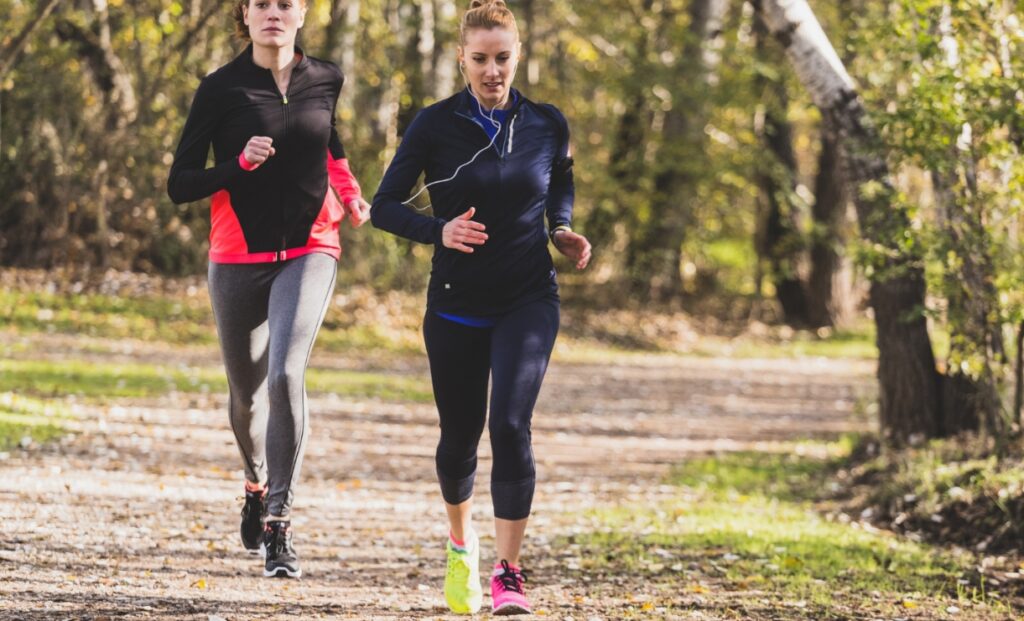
[{"x1": 470, "y1": 0, "x2": 507, "y2": 8}]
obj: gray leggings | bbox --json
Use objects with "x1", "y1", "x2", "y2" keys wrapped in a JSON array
[{"x1": 208, "y1": 252, "x2": 337, "y2": 517}]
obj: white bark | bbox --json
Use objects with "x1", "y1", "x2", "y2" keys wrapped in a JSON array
[
  {"x1": 433, "y1": 0, "x2": 457, "y2": 99},
  {"x1": 756, "y1": 0, "x2": 855, "y2": 109},
  {"x1": 341, "y1": 0, "x2": 360, "y2": 100},
  {"x1": 755, "y1": 0, "x2": 942, "y2": 443}
]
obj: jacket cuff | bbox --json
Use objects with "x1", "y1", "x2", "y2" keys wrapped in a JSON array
[
  {"x1": 238, "y1": 152, "x2": 257, "y2": 171},
  {"x1": 433, "y1": 219, "x2": 447, "y2": 245},
  {"x1": 327, "y1": 154, "x2": 362, "y2": 204}
]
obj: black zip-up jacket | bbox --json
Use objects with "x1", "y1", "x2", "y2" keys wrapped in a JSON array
[
  {"x1": 167, "y1": 45, "x2": 360, "y2": 263},
  {"x1": 371, "y1": 88, "x2": 574, "y2": 316}
]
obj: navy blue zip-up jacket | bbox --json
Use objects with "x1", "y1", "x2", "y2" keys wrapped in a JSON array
[{"x1": 371, "y1": 88, "x2": 574, "y2": 316}]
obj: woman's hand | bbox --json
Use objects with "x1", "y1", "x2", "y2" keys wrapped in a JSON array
[
  {"x1": 442, "y1": 207, "x2": 488, "y2": 253},
  {"x1": 343, "y1": 197, "x2": 371, "y2": 228},
  {"x1": 242, "y1": 136, "x2": 275, "y2": 170},
  {"x1": 553, "y1": 229, "x2": 592, "y2": 270}
]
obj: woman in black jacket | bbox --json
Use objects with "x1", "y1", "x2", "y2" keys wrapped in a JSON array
[
  {"x1": 167, "y1": 0, "x2": 369, "y2": 579},
  {"x1": 371, "y1": 0, "x2": 591, "y2": 614}
]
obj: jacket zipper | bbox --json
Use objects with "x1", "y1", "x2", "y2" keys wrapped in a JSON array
[
  {"x1": 277, "y1": 88, "x2": 289, "y2": 261},
  {"x1": 455, "y1": 110, "x2": 495, "y2": 153}
]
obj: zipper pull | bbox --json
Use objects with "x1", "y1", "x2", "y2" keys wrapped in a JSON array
[
  {"x1": 507, "y1": 115, "x2": 516, "y2": 153},
  {"x1": 282, "y1": 94, "x2": 288, "y2": 104}
]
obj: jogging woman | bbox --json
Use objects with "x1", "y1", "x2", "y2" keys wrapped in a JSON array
[
  {"x1": 167, "y1": 0, "x2": 369, "y2": 578},
  {"x1": 371, "y1": 0, "x2": 591, "y2": 613}
]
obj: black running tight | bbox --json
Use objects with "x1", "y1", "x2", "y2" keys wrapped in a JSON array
[{"x1": 422, "y1": 296, "x2": 559, "y2": 520}]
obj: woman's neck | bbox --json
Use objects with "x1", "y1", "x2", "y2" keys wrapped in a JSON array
[
  {"x1": 472, "y1": 88, "x2": 513, "y2": 112},
  {"x1": 252, "y1": 43, "x2": 298, "y2": 74}
]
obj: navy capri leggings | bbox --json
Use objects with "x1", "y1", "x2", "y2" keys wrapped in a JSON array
[{"x1": 422, "y1": 295, "x2": 559, "y2": 520}]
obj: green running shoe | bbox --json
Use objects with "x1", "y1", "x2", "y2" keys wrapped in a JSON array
[{"x1": 444, "y1": 531, "x2": 483, "y2": 614}]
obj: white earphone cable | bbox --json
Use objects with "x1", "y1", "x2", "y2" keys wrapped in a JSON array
[{"x1": 401, "y1": 61, "x2": 515, "y2": 212}]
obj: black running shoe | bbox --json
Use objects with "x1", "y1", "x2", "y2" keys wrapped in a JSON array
[
  {"x1": 263, "y1": 520, "x2": 301, "y2": 578},
  {"x1": 240, "y1": 486, "x2": 266, "y2": 555}
]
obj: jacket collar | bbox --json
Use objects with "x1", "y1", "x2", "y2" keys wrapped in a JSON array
[
  {"x1": 239, "y1": 43, "x2": 309, "y2": 75},
  {"x1": 455, "y1": 87, "x2": 525, "y2": 118}
]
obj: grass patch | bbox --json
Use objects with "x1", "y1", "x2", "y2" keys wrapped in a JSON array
[
  {"x1": 0, "y1": 288, "x2": 421, "y2": 356},
  {"x1": 668, "y1": 437, "x2": 860, "y2": 502},
  {"x1": 3, "y1": 280, "x2": 882, "y2": 362},
  {"x1": 0, "y1": 290, "x2": 215, "y2": 345},
  {"x1": 0, "y1": 392, "x2": 66, "y2": 450},
  {"x1": 720, "y1": 326, "x2": 878, "y2": 360},
  {"x1": 560, "y1": 441, "x2": 1012, "y2": 616},
  {"x1": 553, "y1": 325, "x2": 878, "y2": 364},
  {"x1": 0, "y1": 359, "x2": 432, "y2": 403}
]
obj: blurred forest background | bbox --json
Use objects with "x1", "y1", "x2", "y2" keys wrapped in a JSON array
[{"x1": 1, "y1": 0, "x2": 1023, "y2": 447}]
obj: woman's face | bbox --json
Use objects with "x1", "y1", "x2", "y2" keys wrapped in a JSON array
[
  {"x1": 459, "y1": 27, "x2": 520, "y2": 110},
  {"x1": 245, "y1": 0, "x2": 306, "y2": 49}
]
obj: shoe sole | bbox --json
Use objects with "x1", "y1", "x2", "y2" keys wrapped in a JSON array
[
  {"x1": 244, "y1": 541, "x2": 267, "y2": 557},
  {"x1": 444, "y1": 599, "x2": 483, "y2": 615},
  {"x1": 263, "y1": 566, "x2": 301, "y2": 578},
  {"x1": 493, "y1": 603, "x2": 531, "y2": 616}
]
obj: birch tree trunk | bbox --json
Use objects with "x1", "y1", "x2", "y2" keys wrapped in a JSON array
[
  {"x1": 755, "y1": 0, "x2": 942, "y2": 444},
  {"x1": 432, "y1": 0, "x2": 457, "y2": 100}
]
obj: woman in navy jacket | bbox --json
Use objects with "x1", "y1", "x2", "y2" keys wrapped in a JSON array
[{"x1": 371, "y1": 0, "x2": 591, "y2": 614}]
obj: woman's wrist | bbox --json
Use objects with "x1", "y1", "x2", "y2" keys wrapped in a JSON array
[{"x1": 549, "y1": 225, "x2": 572, "y2": 244}]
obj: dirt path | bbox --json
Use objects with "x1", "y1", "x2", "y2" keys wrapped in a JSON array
[{"x1": 0, "y1": 338, "x2": 877, "y2": 620}]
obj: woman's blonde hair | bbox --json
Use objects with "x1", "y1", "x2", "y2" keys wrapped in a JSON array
[{"x1": 460, "y1": 0, "x2": 519, "y2": 44}]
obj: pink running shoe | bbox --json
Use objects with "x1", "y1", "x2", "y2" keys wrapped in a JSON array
[{"x1": 491, "y1": 560, "x2": 531, "y2": 615}]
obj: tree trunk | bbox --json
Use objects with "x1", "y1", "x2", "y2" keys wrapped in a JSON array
[
  {"x1": 432, "y1": 0, "x2": 457, "y2": 100},
  {"x1": 806, "y1": 125, "x2": 847, "y2": 327},
  {"x1": 753, "y1": 13, "x2": 810, "y2": 325},
  {"x1": 378, "y1": 0, "x2": 405, "y2": 162},
  {"x1": 629, "y1": 0, "x2": 728, "y2": 301},
  {"x1": 585, "y1": 0, "x2": 654, "y2": 267},
  {"x1": 932, "y1": 5, "x2": 1005, "y2": 440},
  {"x1": 1015, "y1": 320, "x2": 1024, "y2": 431},
  {"x1": 330, "y1": 0, "x2": 360, "y2": 141},
  {"x1": 756, "y1": 0, "x2": 942, "y2": 445}
]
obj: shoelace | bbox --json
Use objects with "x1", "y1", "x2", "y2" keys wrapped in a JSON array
[
  {"x1": 267, "y1": 523, "x2": 293, "y2": 558},
  {"x1": 242, "y1": 489, "x2": 264, "y2": 518},
  {"x1": 496, "y1": 559, "x2": 527, "y2": 594}
]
